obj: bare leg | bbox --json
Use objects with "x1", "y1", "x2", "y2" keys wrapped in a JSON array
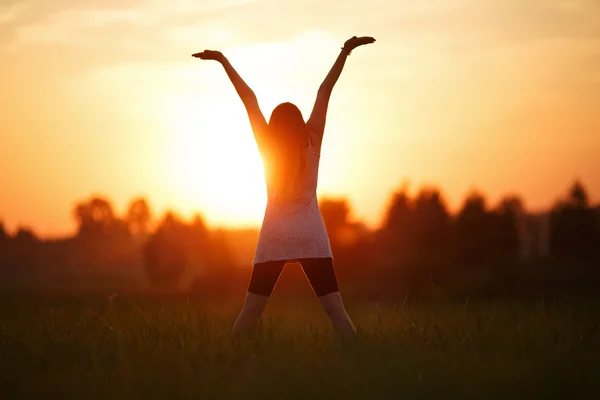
[
  {"x1": 232, "y1": 260, "x2": 285, "y2": 335},
  {"x1": 318, "y1": 291, "x2": 356, "y2": 336},
  {"x1": 232, "y1": 292, "x2": 270, "y2": 335},
  {"x1": 300, "y1": 258, "x2": 356, "y2": 336}
]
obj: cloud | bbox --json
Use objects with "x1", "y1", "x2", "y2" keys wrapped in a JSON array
[
  {"x1": 0, "y1": 1, "x2": 30, "y2": 25},
  {"x1": 61, "y1": 28, "x2": 341, "y2": 100},
  {"x1": 5, "y1": 0, "x2": 599, "y2": 57},
  {"x1": 2, "y1": 0, "x2": 599, "y2": 97},
  {"x1": 6, "y1": 0, "x2": 255, "y2": 47}
]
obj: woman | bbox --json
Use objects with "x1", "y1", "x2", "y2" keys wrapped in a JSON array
[{"x1": 192, "y1": 35, "x2": 375, "y2": 336}]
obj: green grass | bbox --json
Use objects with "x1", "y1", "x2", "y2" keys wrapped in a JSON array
[{"x1": 1, "y1": 294, "x2": 599, "y2": 399}]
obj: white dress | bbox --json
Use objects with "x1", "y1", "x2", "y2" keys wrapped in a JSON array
[{"x1": 253, "y1": 138, "x2": 333, "y2": 265}]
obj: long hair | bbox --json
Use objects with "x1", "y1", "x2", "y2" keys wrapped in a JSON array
[{"x1": 266, "y1": 102, "x2": 307, "y2": 200}]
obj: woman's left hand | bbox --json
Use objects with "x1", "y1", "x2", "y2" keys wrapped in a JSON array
[{"x1": 343, "y1": 36, "x2": 376, "y2": 53}]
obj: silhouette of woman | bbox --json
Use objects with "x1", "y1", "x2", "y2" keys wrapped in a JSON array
[{"x1": 193, "y1": 35, "x2": 375, "y2": 335}]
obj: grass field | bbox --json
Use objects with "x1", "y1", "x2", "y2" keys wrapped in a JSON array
[{"x1": 1, "y1": 293, "x2": 599, "y2": 399}]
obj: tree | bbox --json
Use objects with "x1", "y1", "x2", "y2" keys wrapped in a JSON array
[
  {"x1": 142, "y1": 211, "x2": 224, "y2": 288},
  {"x1": 490, "y1": 195, "x2": 525, "y2": 263},
  {"x1": 320, "y1": 199, "x2": 349, "y2": 231},
  {"x1": 126, "y1": 197, "x2": 152, "y2": 238},
  {"x1": 189, "y1": 212, "x2": 214, "y2": 264},
  {"x1": 549, "y1": 181, "x2": 599, "y2": 263},
  {"x1": 378, "y1": 184, "x2": 413, "y2": 267},
  {"x1": 143, "y1": 230, "x2": 187, "y2": 288},
  {"x1": 143, "y1": 211, "x2": 188, "y2": 288},
  {"x1": 378, "y1": 185, "x2": 452, "y2": 283},
  {"x1": 411, "y1": 187, "x2": 452, "y2": 264},
  {"x1": 319, "y1": 198, "x2": 367, "y2": 267},
  {"x1": 454, "y1": 191, "x2": 493, "y2": 266},
  {"x1": 73, "y1": 196, "x2": 128, "y2": 239},
  {"x1": 320, "y1": 198, "x2": 352, "y2": 246},
  {"x1": 0, "y1": 221, "x2": 8, "y2": 242},
  {"x1": 13, "y1": 226, "x2": 38, "y2": 243},
  {"x1": 206, "y1": 228, "x2": 235, "y2": 268},
  {"x1": 190, "y1": 212, "x2": 209, "y2": 243},
  {"x1": 568, "y1": 180, "x2": 588, "y2": 209},
  {"x1": 381, "y1": 184, "x2": 411, "y2": 236}
]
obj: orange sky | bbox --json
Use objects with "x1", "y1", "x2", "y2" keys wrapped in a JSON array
[{"x1": 1, "y1": 0, "x2": 599, "y2": 237}]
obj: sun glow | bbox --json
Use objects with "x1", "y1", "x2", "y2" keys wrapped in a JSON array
[
  {"x1": 153, "y1": 37, "x2": 340, "y2": 227},
  {"x1": 160, "y1": 92, "x2": 268, "y2": 227}
]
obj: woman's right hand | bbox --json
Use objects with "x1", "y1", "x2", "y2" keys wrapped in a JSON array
[{"x1": 192, "y1": 50, "x2": 224, "y2": 62}]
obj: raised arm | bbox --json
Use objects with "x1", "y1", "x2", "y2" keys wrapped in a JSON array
[
  {"x1": 306, "y1": 36, "x2": 375, "y2": 152},
  {"x1": 192, "y1": 50, "x2": 269, "y2": 150}
]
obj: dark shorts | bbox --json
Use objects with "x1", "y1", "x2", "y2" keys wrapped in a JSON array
[{"x1": 248, "y1": 257, "x2": 339, "y2": 297}]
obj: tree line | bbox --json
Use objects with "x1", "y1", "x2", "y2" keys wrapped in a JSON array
[{"x1": 0, "y1": 180, "x2": 599, "y2": 297}]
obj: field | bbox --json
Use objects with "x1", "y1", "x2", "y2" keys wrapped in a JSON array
[{"x1": 1, "y1": 293, "x2": 599, "y2": 399}]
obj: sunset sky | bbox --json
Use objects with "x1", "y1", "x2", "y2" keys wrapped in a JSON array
[{"x1": 1, "y1": 0, "x2": 599, "y2": 237}]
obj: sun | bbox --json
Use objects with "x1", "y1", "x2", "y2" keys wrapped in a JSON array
[{"x1": 161, "y1": 93, "x2": 268, "y2": 227}]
